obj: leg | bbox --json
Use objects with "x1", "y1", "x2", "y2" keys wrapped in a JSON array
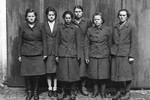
[
  {"x1": 25, "y1": 76, "x2": 33, "y2": 100},
  {"x1": 47, "y1": 74, "x2": 53, "y2": 97},
  {"x1": 53, "y1": 74, "x2": 58, "y2": 97},
  {"x1": 99, "y1": 80, "x2": 106, "y2": 98},
  {"x1": 80, "y1": 77, "x2": 89, "y2": 96},
  {"x1": 112, "y1": 81, "x2": 122, "y2": 100},
  {"x1": 33, "y1": 76, "x2": 40, "y2": 100},
  {"x1": 91, "y1": 79, "x2": 99, "y2": 98},
  {"x1": 120, "y1": 80, "x2": 132, "y2": 100}
]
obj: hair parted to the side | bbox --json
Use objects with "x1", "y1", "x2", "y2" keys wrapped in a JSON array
[
  {"x1": 45, "y1": 7, "x2": 57, "y2": 19},
  {"x1": 92, "y1": 12, "x2": 105, "y2": 24},
  {"x1": 25, "y1": 8, "x2": 37, "y2": 22},
  {"x1": 62, "y1": 10, "x2": 74, "y2": 19},
  {"x1": 73, "y1": 5, "x2": 83, "y2": 12},
  {"x1": 117, "y1": 9, "x2": 130, "y2": 18}
]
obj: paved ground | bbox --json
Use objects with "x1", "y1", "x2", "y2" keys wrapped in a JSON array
[{"x1": 0, "y1": 86, "x2": 150, "y2": 100}]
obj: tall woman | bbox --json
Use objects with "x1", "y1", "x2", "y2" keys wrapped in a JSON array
[
  {"x1": 56, "y1": 11, "x2": 81, "y2": 99},
  {"x1": 18, "y1": 9, "x2": 47, "y2": 100},
  {"x1": 85, "y1": 12, "x2": 111, "y2": 98},
  {"x1": 111, "y1": 9, "x2": 136, "y2": 100},
  {"x1": 43, "y1": 7, "x2": 58, "y2": 97}
]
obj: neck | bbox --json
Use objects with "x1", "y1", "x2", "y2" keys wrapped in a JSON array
[{"x1": 48, "y1": 20, "x2": 55, "y2": 23}]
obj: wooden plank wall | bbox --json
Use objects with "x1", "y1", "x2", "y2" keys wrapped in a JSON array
[{"x1": 6, "y1": 0, "x2": 150, "y2": 88}]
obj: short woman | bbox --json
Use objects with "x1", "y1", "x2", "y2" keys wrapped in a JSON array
[
  {"x1": 43, "y1": 7, "x2": 58, "y2": 97},
  {"x1": 85, "y1": 12, "x2": 111, "y2": 98},
  {"x1": 56, "y1": 11, "x2": 81, "y2": 99}
]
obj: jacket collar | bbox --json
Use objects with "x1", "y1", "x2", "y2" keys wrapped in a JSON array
[
  {"x1": 73, "y1": 17, "x2": 86, "y2": 25},
  {"x1": 62, "y1": 23, "x2": 74, "y2": 29},
  {"x1": 114, "y1": 21, "x2": 129, "y2": 29}
]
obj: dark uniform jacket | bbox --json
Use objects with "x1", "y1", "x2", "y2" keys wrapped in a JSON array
[
  {"x1": 42, "y1": 21, "x2": 59, "y2": 56},
  {"x1": 73, "y1": 18, "x2": 91, "y2": 48},
  {"x1": 56, "y1": 23, "x2": 81, "y2": 58},
  {"x1": 85, "y1": 25, "x2": 112, "y2": 59},
  {"x1": 18, "y1": 22, "x2": 47, "y2": 56},
  {"x1": 111, "y1": 21, "x2": 136, "y2": 58}
]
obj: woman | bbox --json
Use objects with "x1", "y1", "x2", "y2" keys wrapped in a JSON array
[
  {"x1": 111, "y1": 9, "x2": 136, "y2": 100},
  {"x1": 73, "y1": 5, "x2": 92, "y2": 95},
  {"x1": 85, "y1": 12, "x2": 111, "y2": 98},
  {"x1": 56, "y1": 10, "x2": 81, "y2": 99},
  {"x1": 43, "y1": 7, "x2": 58, "y2": 97},
  {"x1": 18, "y1": 9, "x2": 47, "y2": 100}
]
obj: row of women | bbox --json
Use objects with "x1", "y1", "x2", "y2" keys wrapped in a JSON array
[{"x1": 18, "y1": 5, "x2": 136, "y2": 100}]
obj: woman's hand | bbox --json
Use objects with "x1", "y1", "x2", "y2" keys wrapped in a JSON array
[
  {"x1": 128, "y1": 57, "x2": 134, "y2": 64},
  {"x1": 43, "y1": 56, "x2": 47, "y2": 60},
  {"x1": 85, "y1": 59, "x2": 89, "y2": 64},
  {"x1": 56, "y1": 57, "x2": 59, "y2": 63},
  {"x1": 18, "y1": 56, "x2": 22, "y2": 62}
]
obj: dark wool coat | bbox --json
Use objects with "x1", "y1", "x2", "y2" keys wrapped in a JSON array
[
  {"x1": 111, "y1": 21, "x2": 136, "y2": 81},
  {"x1": 18, "y1": 22, "x2": 47, "y2": 76},
  {"x1": 85, "y1": 26, "x2": 111, "y2": 79},
  {"x1": 42, "y1": 21, "x2": 59, "y2": 73},
  {"x1": 73, "y1": 18, "x2": 92, "y2": 77},
  {"x1": 56, "y1": 23, "x2": 81, "y2": 81}
]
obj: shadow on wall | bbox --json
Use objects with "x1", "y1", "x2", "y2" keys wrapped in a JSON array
[{"x1": 138, "y1": 9, "x2": 150, "y2": 88}]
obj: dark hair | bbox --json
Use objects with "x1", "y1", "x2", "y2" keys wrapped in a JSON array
[
  {"x1": 92, "y1": 12, "x2": 105, "y2": 24},
  {"x1": 62, "y1": 10, "x2": 74, "y2": 19},
  {"x1": 117, "y1": 9, "x2": 130, "y2": 18},
  {"x1": 45, "y1": 7, "x2": 57, "y2": 19},
  {"x1": 73, "y1": 5, "x2": 83, "y2": 12},
  {"x1": 25, "y1": 8, "x2": 37, "y2": 22}
]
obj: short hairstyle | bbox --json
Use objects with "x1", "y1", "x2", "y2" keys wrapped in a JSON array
[
  {"x1": 117, "y1": 9, "x2": 130, "y2": 18},
  {"x1": 92, "y1": 12, "x2": 105, "y2": 24},
  {"x1": 45, "y1": 7, "x2": 57, "y2": 19},
  {"x1": 25, "y1": 8, "x2": 37, "y2": 21},
  {"x1": 73, "y1": 5, "x2": 83, "y2": 12},
  {"x1": 62, "y1": 10, "x2": 74, "y2": 19}
]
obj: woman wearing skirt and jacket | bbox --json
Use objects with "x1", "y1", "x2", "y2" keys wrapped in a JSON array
[
  {"x1": 18, "y1": 9, "x2": 47, "y2": 100},
  {"x1": 56, "y1": 10, "x2": 81, "y2": 99},
  {"x1": 85, "y1": 12, "x2": 111, "y2": 98}
]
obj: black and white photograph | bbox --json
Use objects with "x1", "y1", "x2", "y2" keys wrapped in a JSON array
[{"x1": 0, "y1": 0, "x2": 150, "y2": 100}]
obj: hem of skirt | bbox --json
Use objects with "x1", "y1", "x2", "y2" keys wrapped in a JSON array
[
  {"x1": 21, "y1": 73, "x2": 46, "y2": 76},
  {"x1": 88, "y1": 77, "x2": 110, "y2": 80},
  {"x1": 46, "y1": 72, "x2": 56, "y2": 74},
  {"x1": 57, "y1": 79, "x2": 80, "y2": 82},
  {"x1": 111, "y1": 78, "x2": 132, "y2": 82}
]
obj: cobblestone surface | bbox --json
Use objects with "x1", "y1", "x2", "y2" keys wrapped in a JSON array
[{"x1": 0, "y1": 87, "x2": 149, "y2": 100}]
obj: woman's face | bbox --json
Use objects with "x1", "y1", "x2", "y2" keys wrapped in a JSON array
[
  {"x1": 64, "y1": 14, "x2": 72, "y2": 24},
  {"x1": 94, "y1": 15, "x2": 103, "y2": 27},
  {"x1": 47, "y1": 11, "x2": 55, "y2": 22},
  {"x1": 74, "y1": 8, "x2": 83, "y2": 19},
  {"x1": 119, "y1": 11, "x2": 128, "y2": 23},
  {"x1": 26, "y1": 12, "x2": 36, "y2": 24}
]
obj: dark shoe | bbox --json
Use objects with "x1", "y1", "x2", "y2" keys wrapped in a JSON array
[
  {"x1": 80, "y1": 87, "x2": 88, "y2": 96},
  {"x1": 91, "y1": 84, "x2": 99, "y2": 98},
  {"x1": 71, "y1": 90, "x2": 76, "y2": 100},
  {"x1": 48, "y1": 90, "x2": 53, "y2": 97},
  {"x1": 53, "y1": 90, "x2": 58, "y2": 97},
  {"x1": 112, "y1": 91, "x2": 121, "y2": 100},
  {"x1": 120, "y1": 92, "x2": 130, "y2": 100},
  {"x1": 33, "y1": 91, "x2": 39, "y2": 100},
  {"x1": 26, "y1": 90, "x2": 32, "y2": 100},
  {"x1": 100, "y1": 92, "x2": 106, "y2": 98}
]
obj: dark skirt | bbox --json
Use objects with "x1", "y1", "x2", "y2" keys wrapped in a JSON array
[
  {"x1": 46, "y1": 56, "x2": 57, "y2": 74},
  {"x1": 111, "y1": 56, "x2": 133, "y2": 81},
  {"x1": 88, "y1": 58, "x2": 110, "y2": 79},
  {"x1": 21, "y1": 56, "x2": 46, "y2": 76},
  {"x1": 56, "y1": 57, "x2": 80, "y2": 82},
  {"x1": 80, "y1": 48, "x2": 88, "y2": 77}
]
